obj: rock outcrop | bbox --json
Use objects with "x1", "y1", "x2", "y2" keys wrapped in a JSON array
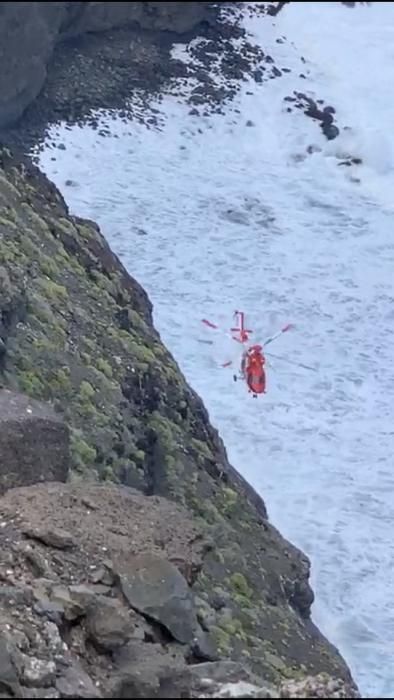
[
  {"x1": 0, "y1": 146, "x2": 359, "y2": 693},
  {"x1": 0, "y1": 2, "x2": 215, "y2": 129},
  {"x1": 0, "y1": 389, "x2": 69, "y2": 493},
  {"x1": 0, "y1": 480, "x2": 360, "y2": 698}
]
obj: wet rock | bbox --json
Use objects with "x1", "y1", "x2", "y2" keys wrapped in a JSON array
[
  {"x1": 0, "y1": 390, "x2": 69, "y2": 493},
  {"x1": 322, "y1": 124, "x2": 340, "y2": 140},
  {"x1": 20, "y1": 655, "x2": 56, "y2": 688},
  {"x1": 86, "y1": 597, "x2": 135, "y2": 652},
  {"x1": 293, "y1": 92, "x2": 340, "y2": 141},
  {"x1": 23, "y1": 527, "x2": 75, "y2": 550},
  {"x1": 56, "y1": 657, "x2": 101, "y2": 698},
  {"x1": 115, "y1": 553, "x2": 197, "y2": 644}
]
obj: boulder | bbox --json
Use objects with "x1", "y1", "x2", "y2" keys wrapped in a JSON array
[
  {"x1": 85, "y1": 597, "x2": 137, "y2": 652},
  {"x1": 0, "y1": 390, "x2": 69, "y2": 493},
  {"x1": 115, "y1": 553, "x2": 198, "y2": 643},
  {"x1": 189, "y1": 628, "x2": 219, "y2": 662}
]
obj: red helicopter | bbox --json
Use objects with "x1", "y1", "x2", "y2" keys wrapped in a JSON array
[{"x1": 201, "y1": 311, "x2": 315, "y2": 398}]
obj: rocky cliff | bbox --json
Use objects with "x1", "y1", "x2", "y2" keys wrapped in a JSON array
[
  {"x1": 0, "y1": 1, "x2": 214, "y2": 129},
  {"x1": 0, "y1": 1, "x2": 361, "y2": 697},
  {"x1": 0, "y1": 147, "x2": 360, "y2": 697}
]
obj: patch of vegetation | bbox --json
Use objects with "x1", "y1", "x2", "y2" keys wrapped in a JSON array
[
  {"x1": 39, "y1": 278, "x2": 68, "y2": 303},
  {"x1": 70, "y1": 431, "x2": 97, "y2": 472}
]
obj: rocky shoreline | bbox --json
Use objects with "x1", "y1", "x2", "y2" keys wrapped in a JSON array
[
  {"x1": 1, "y1": 1, "x2": 348, "y2": 158},
  {"x1": 0, "y1": 2, "x2": 361, "y2": 697}
]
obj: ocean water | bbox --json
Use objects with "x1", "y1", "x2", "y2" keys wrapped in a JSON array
[{"x1": 37, "y1": 3, "x2": 394, "y2": 696}]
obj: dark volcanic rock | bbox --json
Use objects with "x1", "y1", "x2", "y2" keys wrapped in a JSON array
[
  {"x1": 115, "y1": 553, "x2": 198, "y2": 643},
  {"x1": 291, "y1": 91, "x2": 341, "y2": 141},
  {"x1": 0, "y1": 2, "x2": 215, "y2": 129},
  {"x1": 85, "y1": 597, "x2": 136, "y2": 652},
  {"x1": 0, "y1": 390, "x2": 69, "y2": 493}
]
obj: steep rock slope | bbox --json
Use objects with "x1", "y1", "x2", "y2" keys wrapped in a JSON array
[
  {"x1": 0, "y1": 1, "x2": 214, "y2": 128},
  {"x1": 0, "y1": 478, "x2": 359, "y2": 698},
  {"x1": 0, "y1": 147, "x2": 357, "y2": 689}
]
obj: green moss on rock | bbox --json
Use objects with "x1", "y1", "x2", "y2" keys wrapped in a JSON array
[
  {"x1": 229, "y1": 572, "x2": 253, "y2": 600},
  {"x1": 70, "y1": 432, "x2": 97, "y2": 471},
  {"x1": 17, "y1": 370, "x2": 45, "y2": 399},
  {"x1": 96, "y1": 358, "x2": 113, "y2": 378},
  {"x1": 39, "y1": 278, "x2": 68, "y2": 303}
]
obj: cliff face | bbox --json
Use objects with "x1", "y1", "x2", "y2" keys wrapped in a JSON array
[
  {"x1": 0, "y1": 148, "x2": 358, "y2": 694},
  {"x1": 0, "y1": 1, "x2": 214, "y2": 129}
]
